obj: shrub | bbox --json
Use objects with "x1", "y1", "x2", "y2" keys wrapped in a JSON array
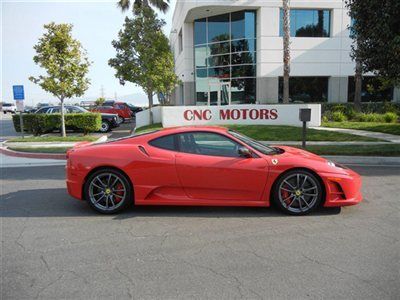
[
  {"x1": 321, "y1": 115, "x2": 329, "y2": 123},
  {"x1": 66, "y1": 113, "x2": 102, "y2": 135},
  {"x1": 354, "y1": 113, "x2": 385, "y2": 122},
  {"x1": 383, "y1": 112, "x2": 398, "y2": 123},
  {"x1": 13, "y1": 113, "x2": 101, "y2": 136},
  {"x1": 331, "y1": 111, "x2": 347, "y2": 122},
  {"x1": 322, "y1": 102, "x2": 400, "y2": 116}
]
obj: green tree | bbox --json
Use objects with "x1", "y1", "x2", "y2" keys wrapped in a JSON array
[
  {"x1": 109, "y1": 7, "x2": 179, "y2": 124},
  {"x1": 117, "y1": 0, "x2": 170, "y2": 13},
  {"x1": 95, "y1": 97, "x2": 106, "y2": 106},
  {"x1": 346, "y1": 0, "x2": 400, "y2": 104},
  {"x1": 29, "y1": 22, "x2": 90, "y2": 137}
]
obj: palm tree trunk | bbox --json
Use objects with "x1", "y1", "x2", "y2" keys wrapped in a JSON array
[
  {"x1": 60, "y1": 98, "x2": 66, "y2": 137},
  {"x1": 282, "y1": 0, "x2": 291, "y2": 104},
  {"x1": 147, "y1": 91, "x2": 154, "y2": 124},
  {"x1": 354, "y1": 59, "x2": 362, "y2": 111}
]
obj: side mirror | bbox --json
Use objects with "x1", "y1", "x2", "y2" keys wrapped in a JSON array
[{"x1": 238, "y1": 147, "x2": 252, "y2": 158}]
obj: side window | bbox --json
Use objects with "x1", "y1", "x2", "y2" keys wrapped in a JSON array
[
  {"x1": 36, "y1": 108, "x2": 48, "y2": 114},
  {"x1": 178, "y1": 132, "x2": 241, "y2": 157},
  {"x1": 67, "y1": 107, "x2": 80, "y2": 113},
  {"x1": 52, "y1": 108, "x2": 60, "y2": 113},
  {"x1": 149, "y1": 134, "x2": 177, "y2": 151}
]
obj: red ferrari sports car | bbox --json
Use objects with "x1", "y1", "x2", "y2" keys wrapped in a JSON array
[{"x1": 66, "y1": 126, "x2": 362, "y2": 215}]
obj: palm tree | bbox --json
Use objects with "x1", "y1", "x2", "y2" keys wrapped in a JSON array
[
  {"x1": 282, "y1": 0, "x2": 291, "y2": 104},
  {"x1": 117, "y1": 0, "x2": 170, "y2": 13}
]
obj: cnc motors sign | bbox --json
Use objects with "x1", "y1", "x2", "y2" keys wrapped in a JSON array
[{"x1": 162, "y1": 104, "x2": 321, "y2": 127}]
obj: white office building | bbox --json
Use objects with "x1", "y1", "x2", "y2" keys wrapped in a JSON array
[{"x1": 169, "y1": 0, "x2": 399, "y2": 106}]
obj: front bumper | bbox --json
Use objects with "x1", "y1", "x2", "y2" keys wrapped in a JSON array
[{"x1": 322, "y1": 168, "x2": 363, "y2": 207}]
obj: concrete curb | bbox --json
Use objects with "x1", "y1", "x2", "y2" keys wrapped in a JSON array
[
  {"x1": 0, "y1": 147, "x2": 66, "y2": 160},
  {"x1": 323, "y1": 155, "x2": 400, "y2": 166},
  {"x1": 262, "y1": 141, "x2": 396, "y2": 146},
  {"x1": 3, "y1": 134, "x2": 108, "y2": 148}
]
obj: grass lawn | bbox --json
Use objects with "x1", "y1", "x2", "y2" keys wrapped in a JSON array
[
  {"x1": 135, "y1": 124, "x2": 380, "y2": 142},
  {"x1": 135, "y1": 123, "x2": 163, "y2": 134},
  {"x1": 8, "y1": 146, "x2": 72, "y2": 153},
  {"x1": 302, "y1": 144, "x2": 400, "y2": 156},
  {"x1": 322, "y1": 122, "x2": 400, "y2": 136},
  {"x1": 8, "y1": 136, "x2": 99, "y2": 143},
  {"x1": 227, "y1": 125, "x2": 382, "y2": 141}
]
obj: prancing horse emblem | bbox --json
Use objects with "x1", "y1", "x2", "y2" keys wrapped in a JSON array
[{"x1": 272, "y1": 159, "x2": 278, "y2": 165}]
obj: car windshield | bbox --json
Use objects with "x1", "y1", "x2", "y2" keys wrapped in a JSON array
[
  {"x1": 228, "y1": 130, "x2": 278, "y2": 155},
  {"x1": 3, "y1": 103, "x2": 13, "y2": 107}
]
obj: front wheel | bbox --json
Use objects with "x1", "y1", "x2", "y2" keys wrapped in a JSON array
[
  {"x1": 99, "y1": 120, "x2": 110, "y2": 133},
  {"x1": 272, "y1": 170, "x2": 323, "y2": 215},
  {"x1": 84, "y1": 169, "x2": 132, "y2": 214}
]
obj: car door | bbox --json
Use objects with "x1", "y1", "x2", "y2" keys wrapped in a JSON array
[{"x1": 175, "y1": 132, "x2": 269, "y2": 201}]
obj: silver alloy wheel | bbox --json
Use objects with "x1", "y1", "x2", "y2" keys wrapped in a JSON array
[
  {"x1": 278, "y1": 173, "x2": 319, "y2": 213},
  {"x1": 100, "y1": 122, "x2": 109, "y2": 132},
  {"x1": 88, "y1": 173, "x2": 126, "y2": 211}
]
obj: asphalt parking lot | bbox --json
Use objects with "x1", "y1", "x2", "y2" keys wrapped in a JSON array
[{"x1": 1, "y1": 164, "x2": 399, "y2": 299}]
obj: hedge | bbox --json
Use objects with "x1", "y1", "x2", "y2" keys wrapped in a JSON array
[
  {"x1": 13, "y1": 113, "x2": 102, "y2": 135},
  {"x1": 321, "y1": 102, "x2": 400, "y2": 115},
  {"x1": 321, "y1": 102, "x2": 400, "y2": 123}
]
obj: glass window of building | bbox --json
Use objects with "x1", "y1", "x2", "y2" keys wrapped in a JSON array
[
  {"x1": 194, "y1": 18, "x2": 207, "y2": 45},
  {"x1": 208, "y1": 14, "x2": 230, "y2": 43},
  {"x1": 348, "y1": 76, "x2": 393, "y2": 102},
  {"x1": 195, "y1": 45, "x2": 208, "y2": 68},
  {"x1": 194, "y1": 10, "x2": 257, "y2": 105},
  {"x1": 278, "y1": 77, "x2": 329, "y2": 103},
  {"x1": 231, "y1": 11, "x2": 256, "y2": 40},
  {"x1": 280, "y1": 9, "x2": 331, "y2": 37}
]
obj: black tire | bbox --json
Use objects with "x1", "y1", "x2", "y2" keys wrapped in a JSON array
[
  {"x1": 84, "y1": 168, "x2": 133, "y2": 214},
  {"x1": 100, "y1": 120, "x2": 110, "y2": 133},
  {"x1": 272, "y1": 169, "x2": 322, "y2": 215}
]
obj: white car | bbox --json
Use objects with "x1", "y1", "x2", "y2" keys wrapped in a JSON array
[{"x1": 2, "y1": 103, "x2": 17, "y2": 114}]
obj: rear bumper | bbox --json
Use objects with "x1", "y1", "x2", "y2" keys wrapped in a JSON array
[{"x1": 321, "y1": 168, "x2": 363, "y2": 207}]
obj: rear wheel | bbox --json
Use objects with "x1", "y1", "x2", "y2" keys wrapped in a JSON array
[
  {"x1": 84, "y1": 169, "x2": 133, "y2": 214},
  {"x1": 273, "y1": 170, "x2": 322, "y2": 215}
]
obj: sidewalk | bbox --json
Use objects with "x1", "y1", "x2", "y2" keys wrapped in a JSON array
[
  {"x1": 311, "y1": 126, "x2": 400, "y2": 143},
  {"x1": 261, "y1": 141, "x2": 393, "y2": 146}
]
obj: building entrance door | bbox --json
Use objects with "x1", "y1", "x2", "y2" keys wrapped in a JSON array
[{"x1": 208, "y1": 82, "x2": 231, "y2": 106}]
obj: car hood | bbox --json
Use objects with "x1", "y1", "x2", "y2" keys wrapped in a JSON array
[{"x1": 274, "y1": 145, "x2": 327, "y2": 163}]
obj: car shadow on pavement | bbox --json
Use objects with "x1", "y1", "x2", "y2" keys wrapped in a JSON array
[{"x1": 1, "y1": 188, "x2": 341, "y2": 219}]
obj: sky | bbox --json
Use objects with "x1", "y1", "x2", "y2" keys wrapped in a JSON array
[{"x1": 1, "y1": 0, "x2": 176, "y2": 106}]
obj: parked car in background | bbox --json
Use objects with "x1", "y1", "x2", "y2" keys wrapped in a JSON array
[
  {"x1": 23, "y1": 106, "x2": 36, "y2": 113},
  {"x1": 35, "y1": 105, "x2": 119, "y2": 133},
  {"x1": 95, "y1": 101, "x2": 134, "y2": 123},
  {"x1": 2, "y1": 103, "x2": 17, "y2": 114},
  {"x1": 126, "y1": 103, "x2": 143, "y2": 116}
]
